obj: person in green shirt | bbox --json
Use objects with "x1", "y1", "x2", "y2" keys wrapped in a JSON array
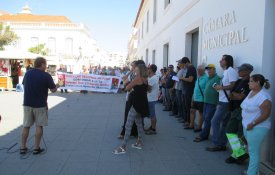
[
  {"x1": 194, "y1": 64, "x2": 220, "y2": 142},
  {"x1": 184, "y1": 65, "x2": 208, "y2": 131}
]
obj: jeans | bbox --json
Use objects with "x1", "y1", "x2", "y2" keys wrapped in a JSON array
[
  {"x1": 182, "y1": 92, "x2": 193, "y2": 123},
  {"x1": 211, "y1": 102, "x2": 231, "y2": 146},
  {"x1": 200, "y1": 103, "x2": 216, "y2": 139},
  {"x1": 243, "y1": 127, "x2": 269, "y2": 175},
  {"x1": 176, "y1": 90, "x2": 183, "y2": 118}
]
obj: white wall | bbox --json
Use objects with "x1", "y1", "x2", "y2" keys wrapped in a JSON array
[
  {"x1": 134, "y1": 0, "x2": 275, "y2": 168},
  {"x1": 135, "y1": 0, "x2": 267, "y2": 75}
]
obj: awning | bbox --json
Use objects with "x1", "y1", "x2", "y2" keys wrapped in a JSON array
[{"x1": 0, "y1": 50, "x2": 41, "y2": 59}]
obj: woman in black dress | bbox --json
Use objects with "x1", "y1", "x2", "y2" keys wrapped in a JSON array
[{"x1": 113, "y1": 64, "x2": 149, "y2": 154}]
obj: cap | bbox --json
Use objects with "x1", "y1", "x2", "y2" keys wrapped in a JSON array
[
  {"x1": 237, "y1": 63, "x2": 254, "y2": 72},
  {"x1": 149, "y1": 64, "x2": 157, "y2": 73},
  {"x1": 168, "y1": 64, "x2": 174, "y2": 68},
  {"x1": 176, "y1": 59, "x2": 183, "y2": 63},
  {"x1": 205, "y1": 64, "x2": 216, "y2": 69}
]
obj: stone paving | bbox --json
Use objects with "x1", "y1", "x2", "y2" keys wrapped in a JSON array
[{"x1": 0, "y1": 91, "x2": 246, "y2": 175}]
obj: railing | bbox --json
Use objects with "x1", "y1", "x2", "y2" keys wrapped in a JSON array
[{"x1": 3, "y1": 21, "x2": 91, "y2": 35}]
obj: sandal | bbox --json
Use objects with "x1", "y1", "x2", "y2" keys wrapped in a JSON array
[
  {"x1": 113, "y1": 146, "x2": 126, "y2": 154},
  {"x1": 131, "y1": 140, "x2": 143, "y2": 150},
  {"x1": 20, "y1": 148, "x2": 28, "y2": 155},
  {"x1": 33, "y1": 147, "x2": 44, "y2": 155},
  {"x1": 117, "y1": 135, "x2": 124, "y2": 139}
]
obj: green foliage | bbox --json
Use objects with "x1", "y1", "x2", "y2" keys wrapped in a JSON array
[
  {"x1": 28, "y1": 44, "x2": 49, "y2": 56},
  {"x1": 0, "y1": 22, "x2": 18, "y2": 50}
]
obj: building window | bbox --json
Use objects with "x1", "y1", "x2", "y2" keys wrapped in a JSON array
[
  {"x1": 152, "y1": 50, "x2": 156, "y2": 64},
  {"x1": 163, "y1": 43, "x2": 169, "y2": 67},
  {"x1": 153, "y1": 0, "x2": 157, "y2": 23},
  {"x1": 31, "y1": 37, "x2": 39, "y2": 47},
  {"x1": 145, "y1": 49, "x2": 149, "y2": 64},
  {"x1": 48, "y1": 37, "x2": 56, "y2": 55},
  {"x1": 141, "y1": 22, "x2": 144, "y2": 39},
  {"x1": 146, "y1": 11, "x2": 149, "y2": 32},
  {"x1": 14, "y1": 37, "x2": 21, "y2": 49},
  {"x1": 65, "y1": 38, "x2": 73, "y2": 55},
  {"x1": 164, "y1": 0, "x2": 171, "y2": 9}
]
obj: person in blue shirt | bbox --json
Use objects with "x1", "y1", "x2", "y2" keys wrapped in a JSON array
[{"x1": 20, "y1": 57, "x2": 59, "y2": 155}]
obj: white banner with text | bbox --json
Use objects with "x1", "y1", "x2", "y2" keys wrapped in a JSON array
[{"x1": 57, "y1": 72, "x2": 121, "y2": 93}]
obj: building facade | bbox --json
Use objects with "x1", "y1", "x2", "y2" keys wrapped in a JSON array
[
  {"x1": 0, "y1": 5, "x2": 102, "y2": 73},
  {"x1": 132, "y1": 0, "x2": 275, "y2": 173}
]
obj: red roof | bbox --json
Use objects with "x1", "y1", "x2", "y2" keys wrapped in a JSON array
[{"x1": 0, "y1": 14, "x2": 71, "y2": 23}]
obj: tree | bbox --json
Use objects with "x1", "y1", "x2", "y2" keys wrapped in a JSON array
[
  {"x1": 28, "y1": 44, "x2": 49, "y2": 56},
  {"x1": 0, "y1": 22, "x2": 18, "y2": 50}
]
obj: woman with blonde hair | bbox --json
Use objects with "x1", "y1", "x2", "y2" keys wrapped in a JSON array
[
  {"x1": 241, "y1": 74, "x2": 272, "y2": 175},
  {"x1": 113, "y1": 64, "x2": 149, "y2": 154}
]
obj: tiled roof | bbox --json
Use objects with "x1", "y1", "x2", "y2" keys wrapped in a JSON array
[
  {"x1": 0, "y1": 14, "x2": 71, "y2": 23},
  {"x1": 0, "y1": 10, "x2": 10, "y2": 15}
]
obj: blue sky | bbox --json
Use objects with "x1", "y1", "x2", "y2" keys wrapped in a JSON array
[{"x1": 0, "y1": 0, "x2": 141, "y2": 53}]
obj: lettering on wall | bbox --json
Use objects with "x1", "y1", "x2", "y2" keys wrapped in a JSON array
[{"x1": 203, "y1": 11, "x2": 248, "y2": 50}]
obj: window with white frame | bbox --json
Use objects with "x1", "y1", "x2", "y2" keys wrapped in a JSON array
[
  {"x1": 48, "y1": 37, "x2": 56, "y2": 55},
  {"x1": 31, "y1": 37, "x2": 39, "y2": 47},
  {"x1": 65, "y1": 38, "x2": 73, "y2": 56},
  {"x1": 14, "y1": 37, "x2": 21, "y2": 49},
  {"x1": 142, "y1": 22, "x2": 144, "y2": 39},
  {"x1": 163, "y1": 43, "x2": 169, "y2": 67},
  {"x1": 146, "y1": 11, "x2": 149, "y2": 32},
  {"x1": 153, "y1": 0, "x2": 157, "y2": 23},
  {"x1": 146, "y1": 49, "x2": 149, "y2": 64},
  {"x1": 152, "y1": 50, "x2": 156, "y2": 64},
  {"x1": 164, "y1": 0, "x2": 171, "y2": 9}
]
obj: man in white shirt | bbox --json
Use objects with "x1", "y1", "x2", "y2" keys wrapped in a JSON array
[
  {"x1": 145, "y1": 64, "x2": 159, "y2": 135},
  {"x1": 206, "y1": 54, "x2": 238, "y2": 152}
]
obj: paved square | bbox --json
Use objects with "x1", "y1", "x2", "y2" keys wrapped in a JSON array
[{"x1": 0, "y1": 92, "x2": 246, "y2": 175}]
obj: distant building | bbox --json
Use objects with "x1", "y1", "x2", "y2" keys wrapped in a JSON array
[
  {"x1": 132, "y1": 0, "x2": 275, "y2": 174},
  {"x1": 0, "y1": 5, "x2": 100, "y2": 73},
  {"x1": 108, "y1": 52, "x2": 127, "y2": 68}
]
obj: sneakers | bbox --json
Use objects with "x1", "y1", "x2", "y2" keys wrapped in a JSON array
[
  {"x1": 206, "y1": 146, "x2": 227, "y2": 152},
  {"x1": 131, "y1": 142, "x2": 143, "y2": 150},
  {"x1": 225, "y1": 156, "x2": 237, "y2": 164}
]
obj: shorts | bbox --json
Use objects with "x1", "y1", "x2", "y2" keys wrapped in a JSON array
[
  {"x1": 191, "y1": 101, "x2": 204, "y2": 113},
  {"x1": 148, "y1": 101, "x2": 157, "y2": 118},
  {"x1": 23, "y1": 106, "x2": 48, "y2": 127}
]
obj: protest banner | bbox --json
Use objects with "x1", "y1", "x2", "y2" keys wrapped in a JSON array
[{"x1": 57, "y1": 72, "x2": 121, "y2": 93}]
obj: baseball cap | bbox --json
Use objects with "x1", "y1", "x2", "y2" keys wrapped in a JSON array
[
  {"x1": 237, "y1": 63, "x2": 254, "y2": 72},
  {"x1": 205, "y1": 64, "x2": 216, "y2": 69}
]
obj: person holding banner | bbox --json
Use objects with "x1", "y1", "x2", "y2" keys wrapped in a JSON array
[
  {"x1": 58, "y1": 64, "x2": 68, "y2": 93},
  {"x1": 113, "y1": 63, "x2": 149, "y2": 154}
]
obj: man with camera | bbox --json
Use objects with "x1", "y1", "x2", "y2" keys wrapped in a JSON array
[{"x1": 20, "y1": 57, "x2": 59, "y2": 155}]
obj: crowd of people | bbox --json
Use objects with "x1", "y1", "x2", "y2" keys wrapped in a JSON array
[
  {"x1": 16, "y1": 55, "x2": 271, "y2": 175},
  {"x1": 113, "y1": 55, "x2": 272, "y2": 175}
]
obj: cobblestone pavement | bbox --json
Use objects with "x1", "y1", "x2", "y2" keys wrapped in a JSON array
[{"x1": 0, "y1": 91, "x2": 246, "y2": 175}]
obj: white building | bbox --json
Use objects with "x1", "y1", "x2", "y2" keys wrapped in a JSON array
[
  {"x1": 132, "y1": 0, "x2": 275, "y2": 173},
  {"x1": 127, "y1": 27, "x2": 139, "y2": 64},
  {"x1": 0, "y1": 5, "x2": 101, "y2": 73}
]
